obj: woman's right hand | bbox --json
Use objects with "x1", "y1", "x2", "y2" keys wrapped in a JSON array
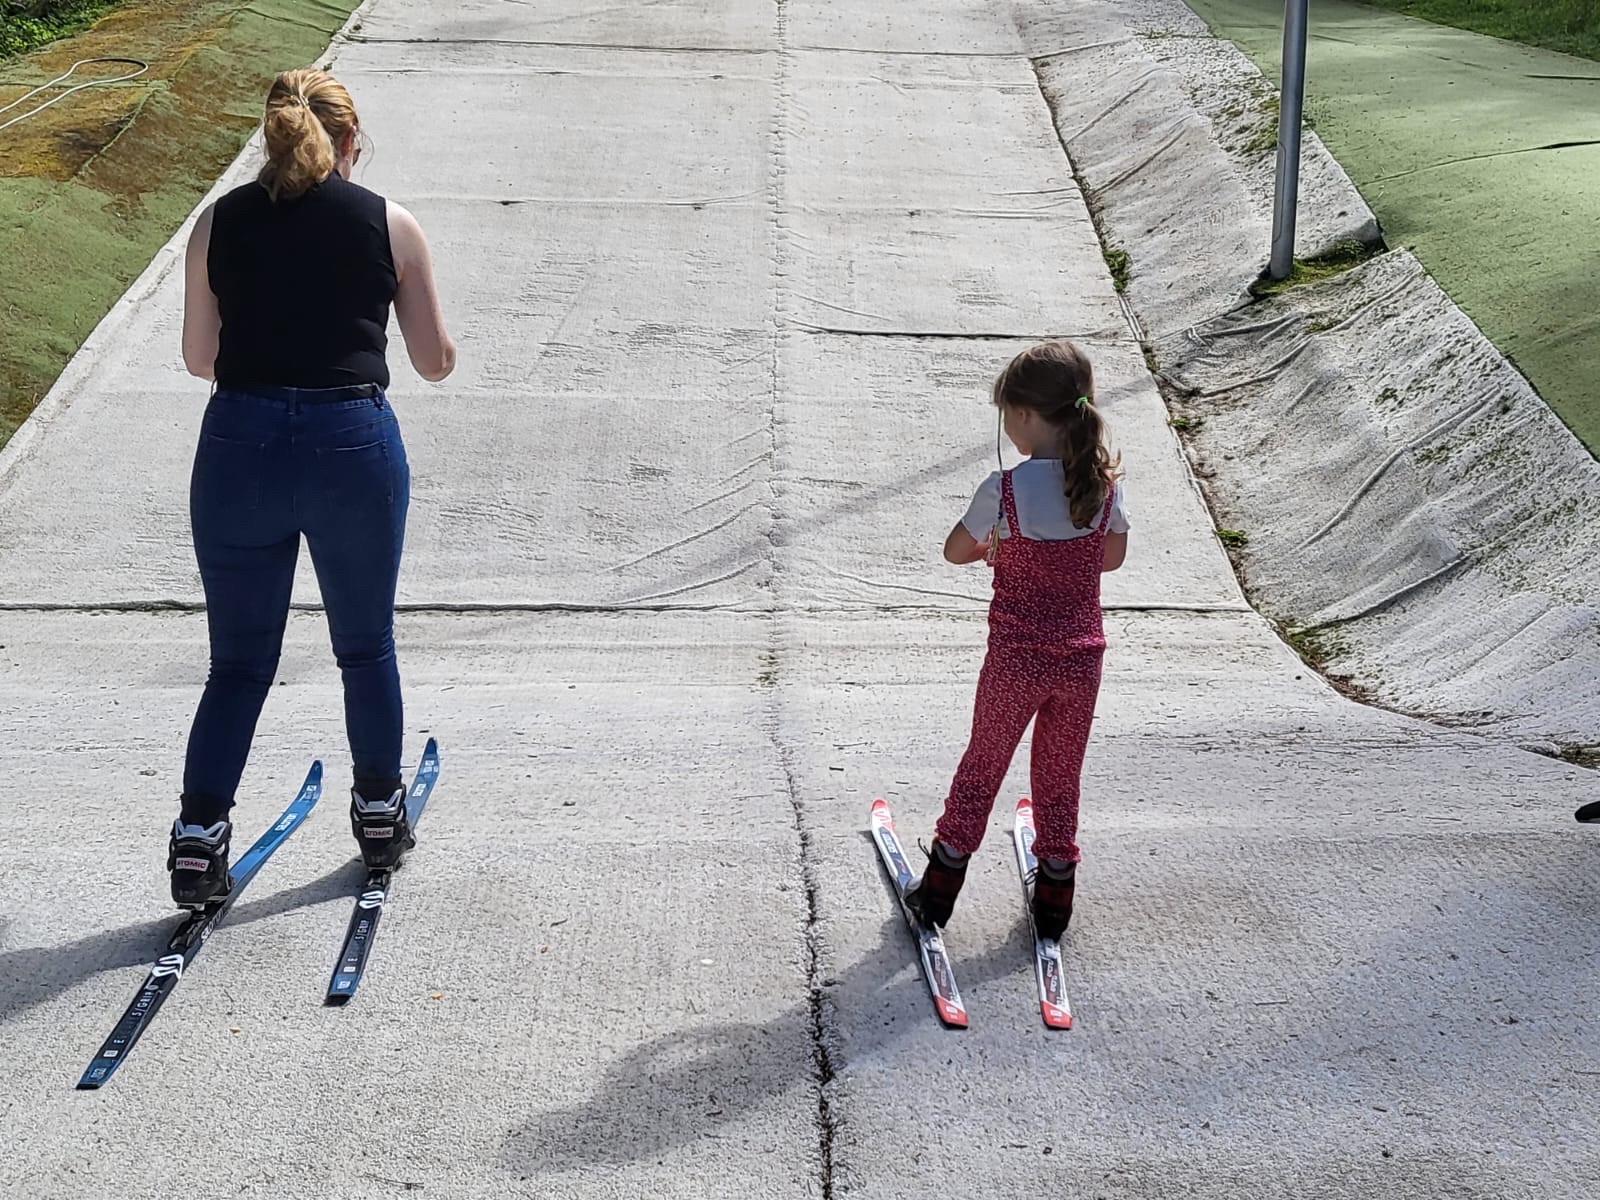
[{"x1": 388, "y1": 201, "x2": 457, "y2": 382}]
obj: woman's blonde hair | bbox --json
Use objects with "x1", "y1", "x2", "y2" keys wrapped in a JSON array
[
  {"x1": 259, "y1": 68, "x2": 359, "y2": 203},
  {"x1": 992, "y1": 340, "x2": 1122, "y2": 529}
]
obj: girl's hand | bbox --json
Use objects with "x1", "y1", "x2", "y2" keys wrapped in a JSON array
[{"x1": 943, "y1": 523, "x2": 990, "y2": 565}]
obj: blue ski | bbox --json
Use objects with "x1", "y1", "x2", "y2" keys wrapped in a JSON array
[
  {"x1": 325, "y1": 738, "x2": 440, "y2": 1005},
  {"x1": 77, "y1": 762, "x2": 323, "y2": 1089}
]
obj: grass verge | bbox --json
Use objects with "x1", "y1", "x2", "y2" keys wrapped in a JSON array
[
  {"x1": 1357, "y1": 1, "x2": 1600, "y2": 62},
  {"x1": 1, "y1": 1, "x2": 123, "y2": 60},
  {"x1": 0, "y1": 0, "x2": 363, "y2": 449}
]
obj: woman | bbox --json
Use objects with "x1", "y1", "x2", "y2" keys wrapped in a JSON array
[{"x1": 171, "y1": 67, "x2": 457, "y2": 907}]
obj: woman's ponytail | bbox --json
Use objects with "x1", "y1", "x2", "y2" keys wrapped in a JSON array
[{"x1": 258, "y1": 69, "x2": 360, "y2": 203}]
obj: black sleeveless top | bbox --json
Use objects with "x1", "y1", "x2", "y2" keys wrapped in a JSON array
[{"x1": 209, "y1": 173, "x2": 397, "y2": 389}]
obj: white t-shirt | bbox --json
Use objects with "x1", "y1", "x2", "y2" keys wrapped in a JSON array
[{"x1": 960, "y1": 459, "x2": 1130, "y2": 542}]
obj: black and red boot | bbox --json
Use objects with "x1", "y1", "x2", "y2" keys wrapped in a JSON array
[
  {"x1": 350, "y1": 785, "x2": 416, "y2": 870},
  {"x1": 168, "y1": 818, "x2": 233, "y2": 909},
  {"x1": 1031, "y1": 859, "x2": 1076, "y2": 940},
  {"x1": 903, "y1": 840, "x2": 968, "y2": 928}
]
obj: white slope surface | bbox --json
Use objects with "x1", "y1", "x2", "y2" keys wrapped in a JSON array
[{"x1": 0, "y1": 1, "x2": 1594, "y2": 1196}]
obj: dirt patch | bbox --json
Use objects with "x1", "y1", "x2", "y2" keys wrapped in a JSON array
[{"x1": 0, "y1": 0, "x2": 362, "y2": 445}]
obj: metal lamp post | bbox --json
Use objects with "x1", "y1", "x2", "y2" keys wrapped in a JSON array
[{"x1": 1269, "y1": 0, "x2": 1311, "y2": 280}]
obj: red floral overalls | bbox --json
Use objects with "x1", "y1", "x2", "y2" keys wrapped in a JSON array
[{"x1": 935, "y1": 469, "x2": 1115, "y2": 863}]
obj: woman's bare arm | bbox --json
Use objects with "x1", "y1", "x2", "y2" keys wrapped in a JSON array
[
  {"x1": 388, "y1": 201, "x2": 457, "y2": 382},
  {"x1": 181, "y1": 205, "x2": 221, "y2": 380}
]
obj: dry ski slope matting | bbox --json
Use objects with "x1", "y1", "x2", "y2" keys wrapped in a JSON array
[{"x1": 0, "y1": 1, "x2": 1596, "y2": 1196}]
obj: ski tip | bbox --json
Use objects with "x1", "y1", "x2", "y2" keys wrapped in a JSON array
[
  {"x1": 1042, "y1": 1003, "x2": 1073, "y2": 1030},
  {"x1": 869, "y1": 797, "x2": 892, "y2": 826},
  {"x1": 1015, "y1": 796, "x2": 1033, "y2": 816},
  {"x1": 936, "y1": 998, "x2": 969, "y2": 1029},
  {"x1": 307, "y1": 760, "x2": 324, "y2": 785},
  {"x1": 423, "y1": 736, "x2": 439, "y2": 760}
]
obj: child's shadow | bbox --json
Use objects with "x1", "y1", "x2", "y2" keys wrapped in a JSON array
[{"x1": 501, "y1": 902, "x2": 1032, "y2": 1179}]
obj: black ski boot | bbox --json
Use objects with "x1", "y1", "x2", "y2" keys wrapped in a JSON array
[
  {"x1": 1031, "y1": 859, "x2": 1076, "y2": 941},
  {"x1": 1577, "y1": 799, "x2": 1600, "y2": 823},
  {"x1": 350, "y1": 786, "x2": 415, "y2": 870},
  {"x1": 168, "y1": 818, "x2": 233, "y2": 909},
  {"x1": 903, "y1": 840, "x2": 968, "y2": 928}
]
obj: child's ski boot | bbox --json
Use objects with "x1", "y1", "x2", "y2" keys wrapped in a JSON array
[
  {"x1": 903, "y1": 840, "x2": 968, "y2": 927},
  {"x1": 1031, "y1": 859, "x2": 1076, "y2": 940}
]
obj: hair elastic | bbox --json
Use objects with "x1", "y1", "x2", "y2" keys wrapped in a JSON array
[{"x1": 1075, "y1": 396, "x2": 1091, "y2": 411}]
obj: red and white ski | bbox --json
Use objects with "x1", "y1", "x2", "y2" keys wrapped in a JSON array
[
  {"x1": 1012, "y1": 798, "x2": 1073, "y2": 1030},
  {"x1": 869, "y1": 798, "x2": 968, "y2": 1029}
]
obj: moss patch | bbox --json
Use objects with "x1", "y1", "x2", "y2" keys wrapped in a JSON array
[
  {"x1": 1249, "y1": 240, "x2": 1381, "y2": 298},
  {"x1": 1103, "y1": 245, "x2": 1131, "y2": 292},
  {"x1": 1554, "y1": 743, "x2": 1600, "y2": 769}
]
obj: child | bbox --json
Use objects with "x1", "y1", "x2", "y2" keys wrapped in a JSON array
[{"x1": 904, "y1": 340, "x2": 1129, "y2": 939}]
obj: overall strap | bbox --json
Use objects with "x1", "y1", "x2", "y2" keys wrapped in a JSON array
[
  {"x1": 999, "y1": 470, "x2": 1023, "y2": 541},
  {"x1": 1097, "y1": 482, "x2": 1117, "y2": 534}
]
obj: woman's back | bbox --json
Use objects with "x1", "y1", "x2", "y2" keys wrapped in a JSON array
[
  {"x1": 209, "y1": 173, "x2": 396, "y2": 390},
  {"x1": 170, "y1": 66, "x2": 454, "y2": 911}
]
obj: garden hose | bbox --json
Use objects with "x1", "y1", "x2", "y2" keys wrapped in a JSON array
[{"x1": 0, "y1": 57, "x2": 149, "y2": 134}]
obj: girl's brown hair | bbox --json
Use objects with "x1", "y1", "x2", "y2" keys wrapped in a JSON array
[
  {"x1": 259, "y1": 68, "x2": 359, "y2": 203},
  {"x1": 992, "y1": 340, "x2": 1122, "y2": 529}
]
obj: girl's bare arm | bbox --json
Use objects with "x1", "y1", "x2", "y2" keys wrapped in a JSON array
[
  {"x1": 1102, "y1": 531, "x2": 1128, "y2": 572},
  {"x1": 944, "y1": 522, "x2": 990, "y2": 565}
]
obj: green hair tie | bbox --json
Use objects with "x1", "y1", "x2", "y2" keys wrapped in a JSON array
[{"x1": 1075, "y1": 396, "x2": 1091, "y2": 411}]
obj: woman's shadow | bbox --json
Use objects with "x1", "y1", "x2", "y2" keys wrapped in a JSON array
[{"x1": 0, "y1": 859, "x2": 368, "y2": 1027}]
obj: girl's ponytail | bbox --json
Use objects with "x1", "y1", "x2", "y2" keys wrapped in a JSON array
[
  {"x1": 258, "y1": 69, "x2": 360, "y2": 203},
  {"x1": 1060, "y1": 400, "x2": 1118, "y2": 529},
  {"x1": 991, "y1": 340, "x2": 1121, "y2": 529}
]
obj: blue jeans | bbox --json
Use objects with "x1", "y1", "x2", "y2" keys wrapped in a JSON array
[{"x1": 182, "y1": 384, "x2": 410, "y2": 825}]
